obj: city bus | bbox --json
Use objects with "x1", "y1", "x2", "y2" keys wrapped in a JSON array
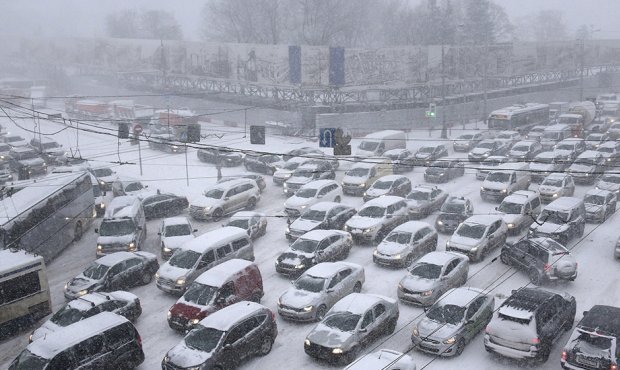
[
  {"x1": 488, "y1": 103, "x2": 549, "y2": 133},
  {"x1": 0, "y1": 172, "x2": 95, "y2": 262},
  {"x1": 0, "y1": 249, "x2": 51, "y2": 337}
]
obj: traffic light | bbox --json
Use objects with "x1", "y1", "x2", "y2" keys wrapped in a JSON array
[
  {"x1": 118, "y1": 122, "x2": 129, "y2": 139},
  {"x1": 425, "y1": 103, "x2": 437, "y2": 118},
  {"x1": 187, "y1": 123, "x2": 201, "y2": 142},
  {"x1": 250, "y1": 125, "x2": 266, "y2": 145}
]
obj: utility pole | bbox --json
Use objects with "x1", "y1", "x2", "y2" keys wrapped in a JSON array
[
  {"x1": 579, "y1": 38, "x2": 585, "y2": 101},
  {"x1": 137, "y1": 134, "x2": 143, "y2": 176},
  {"x1": 482, "y1": 36, "x2": 489, "y2": 128},
  {"x1": 440, "y1": 43, "x2": 447, "y2": 139}
]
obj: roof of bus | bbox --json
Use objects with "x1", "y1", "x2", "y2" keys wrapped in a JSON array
[
  {"x1": 0, "y1": 172, "x2": 88, "y2": 227},
  {"x1": 490, "y1": 103, "x2": 549, "y2": 117},
  {"x1": 0, "y1": 249, "x2": 43, "y2": 275}
]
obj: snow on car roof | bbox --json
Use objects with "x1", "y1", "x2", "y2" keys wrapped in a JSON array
[
  {"x1": 364, "y1": 195, "x2": 405, "y2": 207},
  {"x1": 330, "y1": 293, "x2": 392, "y2": 315},
  {"x1": 229, "y1": 211, "x2": 264, "y2": 219},
  {"x1": 300, "y1": 179, "x2": 337, "y2": 189},
  {"x1": 95, "y1": 251, "x2": 137, "y2": 267},
  {"x1": 183, "y1": 227, "x2": 248, "y2": 253},
  {"x1": 105, "y1": 196, "x2": 140, "y2": 218},
  {"x1": 546, "y1": 172, "x2": 570, "y2": 180},
  {"x1": 28, "y1": 312, "x2": 128, "y2": 358},
  {"x1": 308, "y1": 201, "x2": 342, "y2": 211},
  {"x1": 535, "y1": 151, "x2": 561, "y2": 159},
  {"x1": 585, "y1": 188, "x2": 612, "y2": 197},
  {"x1": 503, "y1": 191, "x2": 537, "y2": 204},
  {"x1": 444, "y1": 196, "x2": 468, "y2": 204},
  {"x1": 559, "y1": 137, "x2": 585, "y2": 144},
  {"x1": 580, "y1": 305, "x2": 620, "y2": 334},
  {"x1": 0, "y1": 249, "x2": 43, "y2": 274},
  {"x1": 194, "y1": 259, "x2": 253, "y2": 287},
  {"x1": 344, "y1": 349, "x2": 413, "y2": 370},
  {"x1": 163, "y1": 217, "x2": 191, "y2": 226},
  {"x1": 351, "y1": 161, "x2": 379, "y2": 169},
  {"x1": 599, "y1": 141, "x2": 618, "y2": 149},
  {"x1": 437, "y1": 287, "x2": 486, "y2": 307},
  {"x1": 200, "y1": 301, "x2": 266, "y2": 331},
  {"x1": 578, "y1": 150, "x2": 601, "y2": 159},
  {"x1": 71, "y1": 291, "x2": 136, "y2": 310},
  {"x1": 498, "y1": 304, "x2": 534, "y2": 321},
  {"x1": 374, "y1": 174, "x2": 407, "y2": 182},
  {"x1": 418, "y1": 251, "x2": 463, "y2": 266},
  {"x1": 207, "y1": 178, "x2": 248, "y2": 190},
  {"x1": 305, "y1": 261, "x2": 361, "y2": 279},
  {"x1": 383, "y1": 148, "x2": 408, "y2": 155},
  {"x1": 546, "y1": 196, "x2": 582, "y2": 210},
  {"x1": 463, "y1": 214, "x2": 502, "y2": 225},
  {"x1": 392, "y1": 220, "x2": 432, "y2": 233},
  {"x1": 300, "y1": 229, "x2": 347, "y2": 241}
]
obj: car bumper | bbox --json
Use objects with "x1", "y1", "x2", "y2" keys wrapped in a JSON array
[
  {"x1": 167, "y1": 316, "x2": 195, "y2": 332},
  {"x1": 342, "y1": 186, "x2": 365, "y2": 196},
  {"x1": 275, "y1": 263, "x2": 307, "y2": 276},
  {"x1": 445, "y1": 245, "x2": 478, "y2": 260},
  {"x1": 155, "y1": 279, "x2": 185, "y2": 295},
  {"x1": 347, "y1": 229, "x2": 377, "y2": 244},
  {"x1": 304, "y1": 342, "x2": 349, "y2": 363},
  {"x1": 484, "y1": 335, "x2": 540, "y2": 360},
  {"x1": 397, "y1": 288, "x2": 436, "y2": 306},
  {"x1": 373, "y1": 254, "x2": 408, "y2": 267},
  {"x1": 586, "y1": 211, "x2": 606, "y2": 222},
  {"x1": 572, "y1": 175, "x2": 595, "y2": 184},
  {"x1": 412, "y1": 336, "x2": 459, "y2": 356},
  {"x1": 277, "y1": 306, "x2": 315, "y2": 322},
  {"x1": 615, "y1": 245, "x2": 620, "y2": 258}
]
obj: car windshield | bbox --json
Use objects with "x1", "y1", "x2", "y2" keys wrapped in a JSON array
[
  {"x1": 498, "y1": 201, "x2": 523, "y2": 214},
  {"x1": 5, "y1": 136, "x2": 22, "y2": 143},
  {"x1": 372, "y1": 180, "x2": 392, "y2": 190},
  {"x1": 185, "y1": 326, "x2": 224, "y2": 352},
  {"x1": 486, "y1": 172, "x2": 510, "y2": 182},
  {"x1": 574, "y1": 158, "x2": 596, "y2": 166},
  {"x1": 511, "y1": 145, "x2": 528, "y2": 152},
  {"x1": 584, "y1": 194, "x2": 606, "y2": 205},
  {"x1": 458, "y1": 134, "x2": 474, "y2": 140},
  {"x1": 291, "y1": 238, "x2": 319, "y2": 253},
  {"x1": 575, "y1": 330, "x2": 613, "y2": 350},
  {"x1": 441, "y1": 202, "x2": 465, "y2": 213},
  {"x1": 294, "y1": 275, "x2": 326, "y2": 293},
  {"x1": 419, "y1": 146, "x2": 435, "y2": 153},
  {"x1": 359, "y1": 141, "x2": 379, "y2": 151},
  {"x1": 323, "y1": 312, "x2": 361, "y2": 332},
  {"x1": 539, "y1": 209, "x2": 569, "y2": 224},
  {"x1": 283, "y1": 162, "x2": 300, "y2": 170},
  {"x1": 601, "y1": 175, "x2": 620, "y2": 184},
  {"x1": 184, "y1": 283, "x2": 218, "y2": 306},
  {"x1": 93, "y1": 168, "x2": 113, "y2": 177},
  {"x1": 296, "y1": 188, "x2": 317, "y2": 198},
  {"x1": 50, "y1": 305, "x2": 85, "y2": 326},
  {"x1": 426, "y1": 304, "x2": 467, "y2": 325},
  {"x1": 358, "y1": 206, "x2": 385, "y2": 218},
  {"x1": 598, "y1": 147, "x2": 614, "y2": 153},
  {"x1": 410, "y1": 263, "x2": 442, "y2": 279},
  {"x1": 8, "y1": 350, "x2": 48, "y2": 370},
  {"x1": 407, "y1": 191, "x2": 429, "y2": 201},
  {"x1": 204, "y1": 189, "x2": 224, "y2": 199},
  {"x1": 301, "y1": 210, "x2": 326, "y2": 222},
  {"x1": 165, "y1": 224, "x2": 192, "y2": 237},
  {"x1": 125, "y1": 183, "x2": 143, "y2": 192},
  {"x1": 543, "y1": 132, "x2": 561, "y2": 140},
  {"x1": 586, "y1": 135, "x2": 602, "y2": 142},
  {"x1": 536, "y1": 239, "x2": 569, "y2": 256},
  {"x1": 477, "y1": 142, "x2": 494, "y2": 149},
  {"x1": 347, "y1": 167, "x2": 370, "y2": 177},
  {"x1": 82, "y1": 262, "x2": 109, "y2": 280},
  {"x1": 384, "y1": 231, "x2": 412, "y2": 244},
  {"x1": 456, "y1": 223, "x2": 486, "y2": 239},
  {"x1": 293, "y1": 170, "x2": 314, "y2": 179},
  {"x1": 99, "y1": 219, "x2": 135, "y2": 236},
  {"x1": 92, "y1": 185, "x2": 102, "y2": 197},
  {"x1": 542, "y1": 177, "x2": 563, "y2": 187},
  {"x1": 556, "y1": 144, "x2": 575, "y2": 151},
  {"x1": 227, "y1": 219, "x2": 249, "y2": 229},
  {"x1": 168, "y1": 249, "x2": 201, "y2": 269}
]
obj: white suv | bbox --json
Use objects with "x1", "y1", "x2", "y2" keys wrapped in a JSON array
[
  {"x1": 284, "y1": 180, "x2": 343, "y2": 218},
  {"x1": 189, "y1": 178, "x2": 261, "y2": 221}
]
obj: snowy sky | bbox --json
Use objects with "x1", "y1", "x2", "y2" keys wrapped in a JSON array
[{"x1": 1, "y1": 0, "x2": 619, "y2": 41}]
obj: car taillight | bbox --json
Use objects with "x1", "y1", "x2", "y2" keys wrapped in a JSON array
[
  {"x1": 485, "y1": 325, "x2": 491, "y2": 334},
  {"x1": 611, "y1": 363, "x2": 618, "y2": 370},
  {"x1": 532, "y1": 337, "x2": 540, "y2": 344},
  {"x1": 137, "y1": 334, "x2": 142, "y2": 347},
  {"x1": 270, "y1": 310, "x2": 276, "y2": 323},
  {"x1": 561, "y1": 350, "x2": 567, "y2": 361},
  {"x1": 544, "y1": 263, "x2": 552, "y2": 272}
]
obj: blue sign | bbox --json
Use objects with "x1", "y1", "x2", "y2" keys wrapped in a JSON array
[{"x1": 319, "y1": 128, "x2": 336, "y2": 148}]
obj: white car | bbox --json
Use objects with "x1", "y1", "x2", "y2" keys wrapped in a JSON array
[
  {"x1": 224, "y1": 211, "x2": 268, "y2": 239},
  {"x1": 159, "y1": 217, "x2": 197, "y2": 259},
  {"x1": 284, "y1": 179, "x2": 342, "y2": 218},
  {"x1": 538, "y1": 173, "x2": 575, "y2": 203},
  {"x1": 596, "y1": 172, "x2": 620, "y2": 195},
  {"x1": 344, "y1": 349, "x2": 416, "y2": 370},
  {"x1": 277, "y1": 262, "x2": 365, "y2": 322},
  {"x1": 446, "y1": 215, "x2": 508, "y2": 262},
  {"x1": 373, "y1": 221, "x2": 438, "y2": 268},
  {"x1": 272, "y1": 156, "x2": 311, "y2": 185}
]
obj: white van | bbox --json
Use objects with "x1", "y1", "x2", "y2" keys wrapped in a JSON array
[
  {"x1": 155, "y1": 226, "x2": 254, "y2": 295},
  {"x1": 95, "y1": 196, "x2": 147, "y2": 257},
  {"x1": 480, "y1": 163, "x2": 531, "y2": 202},
  {"x1": 540, "y1": 124, "x2": 572, "y2": 150},
  {"x1": 355, "y1": 130, "x2": 406, "y2": 157}
]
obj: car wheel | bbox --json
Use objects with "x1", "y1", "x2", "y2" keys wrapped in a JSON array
[
  {"x1": 141, "y1": 271, "x2": 152, "y2": 285},
  {"x1": 73, "y1": 222, "x2": 83, "y2": 242},
  {"x1": 528, "y1": 268, "x2": 542, "y2": 285},
  {"x1": 537, "y1": 341, "x2": 551, "y2": 362},
  {"x1": 578, "y1": 223, "x2": 585, "y2": 237},
  {"x1": 345, "y1": 346, "x2": 359, "y2": 364},
  {"x1": 334, "y1": 196, "x2": 341, "y2": 203},
  {"x1": 212, "y1": 208, "x2": 223, "y2": 222},
  {"x1": 455, "y1": 338, "x2": 466, "y2": 356},
  {"x1": 386, "y1": 317, "x2": 397, "y2": 334},
  {"x1": 500, "y1": 252, "x2": 510, "y2": 265},
  {"x1": 258, "y1": 335, "x2": 273, "y2": 356},
  {"x1": 316, "y1": 305, "x2": 328, "y2": 321},
  {"x1": 251, "y1": 292, "x2": 262, "y2": 303},
  {"x1": 246, "y1": 197, "x2": 257, "y2": 210},
  {"x1": 353, "y1": 282, "x2": 362, "y2": 293},
  {"x1": 405, "y1": 254, "x2": 415, "y2": 267}
]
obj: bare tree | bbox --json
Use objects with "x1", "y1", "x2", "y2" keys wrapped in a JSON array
[
  {"x1": 106, "y1": 9, "x2": 139, "y2": 39},
  {"x1": 106, "y1": 9, "x2": 182, "y2": 40},
  {"x1": 513, "y1": 10, "x2": 567, "y2": 42}
]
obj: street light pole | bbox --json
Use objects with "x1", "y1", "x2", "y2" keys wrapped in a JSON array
[
  {"x1": 482, "y1": 37, "x2": 489, "y2": 128},
  {"x1": 440, "y1": 43, "x2": 447, "y2": 139}
]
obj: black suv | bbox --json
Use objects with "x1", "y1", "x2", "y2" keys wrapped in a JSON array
[
  {"x1": 485, "y1": 287, "x2": 576, "y2": 362},
  {"x1": 197, "y1": 147, "x2": 243, "y2": 166},
  {"x1": 424, "y1": 158, "x2": 465, "y2": 183},
  {"x1": 244, "y1": 153, "x2": 282, "y2": 175},
  {"x1": 561, "y1": 305, "x2": 620, "y2": 370},
  {"x1": 500, "y1": 238, "x2": 578, "y2": 285},
  {"x1": 434, "y1": 196, "x2": 473, "y2": 233}
]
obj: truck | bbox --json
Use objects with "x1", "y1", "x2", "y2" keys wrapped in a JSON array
[
  {"x1": 557, "y1": 101, "x2": 596, "y2": 138},
  {"x1": 548, "y1": 102, "x2": 568, "y2": 122},
  {"x1": 355, "y1": 130, "x2": 406, "y2": 157}
]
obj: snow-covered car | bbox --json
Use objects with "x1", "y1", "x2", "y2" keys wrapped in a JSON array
[
  {"x1": 475, "y1": 156, "x2": 508, "y2": 181},
  {"x1": 344, "y1": 196, "x2": 410, "y2": 244},
  {"x1": 596, "y1": 172, "x2": 620, "y2": 195},
  {"x1": 495, "y1": 130, "x2": 521, "y2": 147},
  {"x1": 30, "y1": 291, "x2": 141, "y2": 342},
  {"x1": 158, "y1": 217, "x2": 197, "y2": 259},
  {"x1": 583, "y1": 188, "x2": 617, "y2": 223},
  {"x1": 286, "y1": 202, "x2": 356, "y2": 241},
  {"x1": 140, "y1": 191, "x2": 189, "y2": 219},
  {"x1": 90, "y1": 166, "x2": 118, "y2": 191},
  {"x1": 3, "y1": 134, "x2": 28, "y2": 148},
  {"x1": 538, "y1": 173, "x2": 575, "y2": 203},
  {"x1": 608, "y1": 121, "x2": 620, "y2": 139},
  {"x1": 468, "y1": 139, "x2": 509, "y2": 162},
  {"x1": 397, "y1": 251, "x2": 469, "y2": 306},
  {"x1": 424, "y1": 158, "x2": 465, "y2": 183},
  {"x1": 243, "y1": 153, "x2": 282, "y2": 174},
  {"x1": 283, "y1": 162, "x2": 336, "y2": 196},
  {"x1": 275, "y1": 230, "x2": 352, "y2": 276},
  {"x1": 218, "y1": 173, "x2": 266, "y2": 193},
  {"x1": 223, "y1": 211, "x2": 268, "y2": 239},
  {"x1": 344, "y1": 349, "x2": 416, "y2": 370},
  {"x1": 529, "y1": 151, "x2": 569, "y2": 182},
  {"x1": 283, "y1": 146, "x2": 324, "y2": 161},
  {"x1": 495, "y1": 190, "x2": 541, "y2": 235},
  {"x1": 597, "y1": 140, "x2": 620, "y2": 165},
  {"x1": 30, "y1": 137, "x2": 67, "y2": 165},
  {"x1": 363, "y1": 174, "x2": 412, "y2": 202},
  {"x1": 529, "y1": 196, "x2": 586, "y2": 246},
  {"x1": 414, "y1": 144, "x2": 449, "y2": 165},
  {"x1": 585, "y1": 132, "x2": 610, "y2": 150},
  {"x1": 567, "y1": 150, "x2": 605, "y2": 184},
  {"x1": 373, "y1": 221, "x2": 438, "y2": 268},
  {"x1": 8, "y1": 146, "x2": 47, "y2": 176},
  {"x1": 148, "y1": 133, "x2": 185, "y2": 153},
  {"x1": 525, "y1": 125, "x2": 546, "y2": 141},
  {"x1": 453, "y1": 132, "x2": 486, "y2": 152},
  {"x1": 304, "y1": 293, "x2": 399, "y2": 364},
  {"x1": 64, "y1": 251, "x2": 159, "y2": 300},
  {"x1": 434, "y1": 196, "x2": 474, "y2": 234},
  {"x1": 272, "y1": 156, "x2": 311, "y2": 185},
  {"x1": 111, "y1": 178, "x2": 148, "y2": 197},
  {"x1": 384, "y1": 148, "x2": 416, "y2": 173},
  {"x1": 277, "y1": 262, "x2": 365, "y2": 322},
  {"x1": 445, "y1": 215, "x2": 507, "y2": 262},
  {"x1": 405, "y1": 185, "x2": 448, "y2": 219},
  {"x1": 411, "y1": 287, "x2": 494, "y2": 357},
  {"x1": 0, "y1": 166, "x2": 12, "y2": 183},
  {"x1": 507, "y1": 139, "x2": 543, "y2": 161},
  {"x1": 553, "y1": 137, "x2": 586, "y2": 161},
  {"x1": 196, "y1": 147, "x2": 243, "y2": 166},
  {"x1": 189, "y1": 178, "x2": 261, "y2": 221},
  {"x1": 285, "y1": 179, "x2": 342, "y2": 218}
]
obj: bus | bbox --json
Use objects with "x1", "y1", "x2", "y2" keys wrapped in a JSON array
[
  {"x1": 0, "y1": 249, "x2": 51, "y2": 337},
  {"x1": 488, "y1": 103, "x2": 549, "y2": 133},
  {"x1": 0, "y1": 172, "x2": 95, "y2": 262}
]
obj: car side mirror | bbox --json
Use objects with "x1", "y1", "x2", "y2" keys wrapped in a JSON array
[
  {"x1": 215, "y1": 296, "x2": 226, "y2": 305},
  {"x1": 193, "y1": 229, "x2": 198, "y2": 233},
  {"x1": 359, "y1": 328, "x2": 367, "y2": 333},
  {"x1": 224, "y1": 197, "x2": 230, "y2": 201},
  {"x1": 157, "y1": 232, "x2": 161, "y2": 236},
  {"x1": 94, "y1": 228, "x2": 99, "y2": 233},
  {"x1": 583, "y1": 310, "x2": 589, "y2": 317},
  {"x1": 137, "y1": 226, "x2": 143, "y2": 230},
  {"x1": 326, "y1": 288, "x2": 335, "y2": 293},
  {"x1": 103, "y1": 191, "x2": 107, "y2": 196},
  {"x1": 144, "y1": 185, "x2": 149, "y2": 188},
  {"x1": 223, "y1": 343, "x2": 232, "y2": 350}
]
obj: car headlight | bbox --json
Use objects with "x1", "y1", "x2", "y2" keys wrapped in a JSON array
[
  {"x1": 163, "y1": 355, "x2": 170, "y2": 364},
  {"x1": 97, "y1": 245, "x2": 103, "y2": 251},
  {"x1": 78, "y1": 289, "x2": 88, "y2": 296},
  {"x1": 128, "y1": 241, "x2": 136, "y2": 251},
  {"x1": 99, "y1": 180, "x2": 105, "y2": 186},
  {"x1": 480, "y1": 186, "x2": 484, "y2": 191},
  {"x1": 304, "y1": 339, "x2": 311, "y2": 346},
  {"x1": 444, "y1": 336, "x2": 456, "y2": 344},
  {"x1": 303, "y1": 305, "x2": 313, "y2": 312},
  {"x1": 394, "y1": 254, "x2": 401, "y2": 259},
  {"x1": 421, "y1": 290, "x2": 433, "y2": 296},
  {"x1": 373, "y1": 249, "x2": 379, "y2": 256},
  {"x1": 163, "y1": 247, "x2": 171, "y2": 253},
  {"x1": 507, "y1": 223, "x2": 515, "y2": 229},
  {"x1": 344, "y1": 225, "x2": 350, "y2": 231},
  {"x1": 412, "y1": 327, "x2": 419, "y2": 336},
  {"x1": 176, "y1": 277, "x2": 186, "y2": 285},
  {"x1": 190, "y1": 318, "x2": 200, "y2": 325},
  {"x1": 471, "y1": 246, "x2": 478, "y2": 252},
  {"x1": 167, "y1": 311, "x2": 172, "y2": 319},
  {"x1": 553, "y1": 193, "x2": 559, "y2": 198},
  {"x1": 295, "y1": 264, "x2": 305, "y2": 269},
  {"x1": 64, "y1": 283, "x2": 68, "y2": 290},
  {"x1": 275, "y1": 260, "x2": 280, "y2": 266},
  {"x1": 300, "y1": 205, "x2": 307, "y2": 209},
  {"x1": 286, "y1": 226, "x2": 290, "y2": 233},
  {"x1": 501, "y1": 189, "x2": 507, "y2": 193},
  {"x1": 283, "y1": 183, "x2": 288, "y2": 188},
  {"x1": 437, "y1": 220, "x2": 443, "y2": 225},
  {"x1": 446, "y1": 240, "x2": 451, "y2": 247},
  {"x1": 99, "y1": 202, "x2": 105, "y2": 209},
  {"x1": 363, "y1": 192, "x2": 367, "y2": 197},
  {"x1": 332, "y1": 348, "x2": 344, "y2": 354},
  {"x1": 358, "y1": 183, "x2": 365, "y2": 187}
]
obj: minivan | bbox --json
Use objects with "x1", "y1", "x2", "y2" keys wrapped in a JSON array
[
  {"x1": 355, "y1": 130, "x2": 406, "y2": 157},
  {"x1": 341, "y1": 158, "x2": 393, "y2": 196},
  {"x1": 167, "y1": 259, "x2": 263, "y2": 332},
  {"x1": 540, "y1": 124, "x2": 572, "y2": 150},
  {"x1": 95, "y1": 196, "x2": 147, "y2": 257},
  {"x1": 9, "y1": 312, "x2": 144, "y2": 369},
  {"x1": 529, "y1": 196, "x2": 586, "y2": 246},
  {"x1": 156, "y1": 226, "x2": 255, "y2": 295},
  {"x1": 480, "y1": 163, "x2": 531, "y2": 202}
]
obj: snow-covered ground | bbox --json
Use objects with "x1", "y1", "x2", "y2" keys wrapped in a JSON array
[{"x1": 0, "y1": 101, "x2": 618, "y2": 370}]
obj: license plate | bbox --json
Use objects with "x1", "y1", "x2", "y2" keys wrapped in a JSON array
[{"x1": 576, "y1": 355, "x2": 599, "y2": 367}]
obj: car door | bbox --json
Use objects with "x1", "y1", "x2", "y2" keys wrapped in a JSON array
[
  {"x1": 123, "y1": 258, "x2": 144, "y2": 287},
  {"x1": 196, "y1": 250, "x2": 216, "y2": 276},
  {"x1": 463, "y1": 297, "x2": 486, "y2": 341},
  {"x1": 106, "y1": 261, "x2": 127, "y2": 290},
  {"x1": 441, "y1": 259, "x2": 460, "y2": 289},
  {"x1": 358, "y1": 309, "x2": 376, "y2": 346},
  {"x1": 325, "y1": 272, "x2": 344, "y2": 306},
  {"x1": 508, "y1": 241, "x2": 530, "y2": 269},
  {"x1": 221, "y1": 320, "x2": 253, "y2": 368},
  {"x1": 215, "y1": 281, "x2": 240, "y2": 308},
  {"x1": 315, "y1": 238, "x2": 332, "y2": 262}
]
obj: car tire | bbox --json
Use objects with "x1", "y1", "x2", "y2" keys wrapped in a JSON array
[
  {"x1": 141, "y1": 271, "x2": 152, "y2": 285},
  {"x1": 246, "y1": 197, "x2": 257, "y2": 210},
  {"x1": 537, "y1": 341, "x2": 551, "y2": 362},
  {"x1": 455, "y1": 338, "x2": 466, "y2": 356},
  {"x1": 345, "y1": 346, "x2": 359, "y2": 364},
  {"x1": 212, "y1": 208, "x2": 223, "y2": 222},
  {"x1": 334, "y1": 196, "x2": 341, "y2": 203},
  {"x1": 386, "y1": 317, "x2": 397, "y2": 334},
  {"x1": 528, "y1": 268, "x2": 542, "y2": 285},
  {"x1": 251, "y1": 292, "x2": 262, "y2": 303},
  {"x1": 500, "y1": 252, "x2": 510, "y2": 265},
  {"x1": 353, "y1": 282, "x2": 362, "y2": 293},
  {"x1": 578, "y1": 223, "x2": 585, "y2": 237},
  {"x1": 405, "y1": 254, "x2": 415, "y2": 267},
  {"x1": 316, "y1": 305, "x2": 328, "y2": 321},
  {"x1": 258, "y1": 335, "x2": 273, "y2": 356},
  {"x1": 73, "y1": 222, "x2": 83, "y2": 242}
]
